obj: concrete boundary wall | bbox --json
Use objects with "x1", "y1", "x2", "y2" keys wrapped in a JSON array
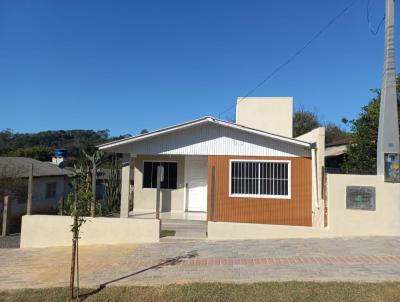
[
  {"x1": 326, "y1": 174, "x2": 400, "y2": 236},
  {"x1": 20, "y1": 215, "x2": 160, "y2": 248},
  {"x1": 208, "y1": 174, "x2": 400, "y2": 240}
]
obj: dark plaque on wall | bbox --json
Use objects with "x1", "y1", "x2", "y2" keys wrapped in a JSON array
[{"x1": 346, "y1": 186, "x2": 376, "y2": 211}]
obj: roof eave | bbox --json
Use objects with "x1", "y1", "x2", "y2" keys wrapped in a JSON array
[
  {"x1": 98, "y1": 117, "x2": 213, "y2": 150},
  {"x1": 98, "y1": 116, "x2": 311, "y2": 151}
]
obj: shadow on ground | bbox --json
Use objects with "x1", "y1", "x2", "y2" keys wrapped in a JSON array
[{"x1": 78, "y1": 250, "x2": 198, "y2": 300}]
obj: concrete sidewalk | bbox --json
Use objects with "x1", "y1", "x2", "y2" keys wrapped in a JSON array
[{"x1": 1, "y1": 237, "x2": 400, "y2": 290}]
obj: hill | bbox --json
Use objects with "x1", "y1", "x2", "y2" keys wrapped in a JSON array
[{"x1": 0, "y1": 129, "x2": 128, "y2": 162}]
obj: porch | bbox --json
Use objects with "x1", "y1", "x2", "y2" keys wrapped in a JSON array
[
  {"x1": 121, "y1": 155, "x2": 209, "y2": 221},
  {"x1": 129, "y1": 210, "x2": 207, "y2": 221},
  {"x1": 130, "y1": 210, "x2": 208, "y2": 239}
]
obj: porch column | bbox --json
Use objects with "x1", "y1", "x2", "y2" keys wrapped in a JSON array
[{"x1": 120, "y1": 155, "x2": 132, "y2": 218}]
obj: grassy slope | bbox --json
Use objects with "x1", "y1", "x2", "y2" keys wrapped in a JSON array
[{"x1": 1, "y1": 282, "x2": 400, "y2": 302}]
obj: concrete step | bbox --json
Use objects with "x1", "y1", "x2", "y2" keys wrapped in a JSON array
[
  {"x1": 161, "y1": 219, "x2": 208, "y2": 225},
  {"x1": 159, "y1": 237, "x2": 206, "y2": 242},
  {"x1": 161, "y1": 220, "x2": 208, "y2": 240}
]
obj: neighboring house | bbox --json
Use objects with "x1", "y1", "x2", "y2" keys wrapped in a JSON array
[
  {"x1": 0, "y1": 157, "x2": 71, "y2": 233},
  {"x1": 99, "y1": 97, "x2": 324, "y2": 227},
  {"x1": 96, "y1": 168, "x2": 115, "y2": 200},
  {"x1": 325, "y1": 137, "x2": 352, "y2": 173}
]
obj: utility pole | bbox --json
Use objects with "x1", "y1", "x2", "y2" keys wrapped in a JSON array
[{"x1": 377, "y1": 0, "x2": 400, "y2": 179}]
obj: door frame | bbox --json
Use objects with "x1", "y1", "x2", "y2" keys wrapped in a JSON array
[{"x1": 184, "y1": 156, "x2": 208, "y2": 212}]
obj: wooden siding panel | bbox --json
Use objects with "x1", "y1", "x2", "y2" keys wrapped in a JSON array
[{"x1": 207, "y1": 156, "x2": 312, "y2": 226}]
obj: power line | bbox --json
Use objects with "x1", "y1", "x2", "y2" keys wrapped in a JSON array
[
  {"x1": 366, "y1": 0, "x2": 385, "y2": 35},
  {"x1": 217, "y1": 0, "x2": 360, "y2": 118}
]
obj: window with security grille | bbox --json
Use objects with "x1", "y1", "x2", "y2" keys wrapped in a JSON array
[{"x1": 230, "y1": 160, "x2": 290, "y2": 198}]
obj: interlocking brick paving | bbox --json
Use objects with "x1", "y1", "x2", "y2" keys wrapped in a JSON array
[
  {"x1": 129, "y1": 255, "x2": 400, "y2": 268},
  {"x1": 1, "y1": 237, "x2": 400, "y2": 290}
]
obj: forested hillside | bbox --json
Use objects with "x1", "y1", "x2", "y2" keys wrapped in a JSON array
[{"x1": 0, "y1": 129, "x2": 129, "y2": 161}]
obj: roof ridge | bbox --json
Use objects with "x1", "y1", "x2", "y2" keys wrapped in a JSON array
[{"x1": 98, "y1": 116, "x2": 311, "y2": 150}]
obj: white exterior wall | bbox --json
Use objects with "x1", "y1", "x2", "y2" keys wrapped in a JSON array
[
  {"x1": 296, "y1": 128, "x2": 325, "y2": 228},
  {"x1": 120, "y1": 153, "x2": 134, "y2": 218},
  {"x1": 236, "y1": 97, "x2": 293, "y2": 137},
  {"x1": 208, "y1": 174, "x2": 400, "y2": 239},
  {"x1": 114, "y1": 123, "x2": 309, "y2": 157},
  {"x1": 20, "y1": 215, "x2": 160, "y2": 248}
]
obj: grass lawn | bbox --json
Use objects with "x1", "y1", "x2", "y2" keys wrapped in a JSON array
[
  {"x1": 1, "y1": 282, "x2": 400, "y2": 302},
  {"x1": 160, "y1": 229, "x2": 176, "y2": 238}
]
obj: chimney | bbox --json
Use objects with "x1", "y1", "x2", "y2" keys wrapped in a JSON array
[{"x1": 235, "y1": 97, "x2": 293, "y2": 137}]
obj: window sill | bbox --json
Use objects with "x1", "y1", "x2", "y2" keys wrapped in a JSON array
[
  {"x1": 142, "y1": 187, "x2": 177, "y2": 190},
  {"x1": 229, "y1": 194, "x2": 291, "y2": 200}
]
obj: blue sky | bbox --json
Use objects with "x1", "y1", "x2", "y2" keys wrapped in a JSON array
[{"x1": 0, "y1": 0, "x2": 397, "y2": 136}]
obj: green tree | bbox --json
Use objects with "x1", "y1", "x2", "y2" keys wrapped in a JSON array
[
  {"x1": 342, "y1": 99, "x2": 380, "y2": 174},
  {"x1": 342, "y1": 75, "x2": 400, "y2": 174},
  {"x1": 293, "y1": 108, "x2": 347, "y2": 144},
  {"x1": 62, "y1": 165, "x2": 93, "y2": 216},
  {"x1": 103, "y1": 154, "x2": 121, "y2": 212},
  {"x1": 293, "y1": 108, "x2": 320, "y2": 137},
  {"x1": 325, "y1": 123, "x2": 348, "y2": 145},
  {"x1": 0, "y1": 128, "x2": 127, "y2": 167},
  {"x1": 8, "y1": 146, "x2": 53, "y2": 161}
]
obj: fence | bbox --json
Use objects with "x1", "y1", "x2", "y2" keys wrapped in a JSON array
[
  {"x1": 0, "y1": 196, "x2": 26, "y2": 236},
  {"x1": 325, "y1": 167, "x2": 376, "y2": 175}
]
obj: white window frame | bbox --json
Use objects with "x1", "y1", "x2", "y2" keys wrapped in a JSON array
[
  {"x1": 229, "y1": 159, "x2": 291, "y2": 199},
  {"x1": 142, "y1": 160, "x2": 178, "y2": 190}
]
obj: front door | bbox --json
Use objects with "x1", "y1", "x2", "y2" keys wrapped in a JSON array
[{"x1": 186, "y1": 157, "x2": 208, "y2": 212}]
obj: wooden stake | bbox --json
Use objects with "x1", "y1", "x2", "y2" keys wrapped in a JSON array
[
  {"x1": 70, "y1": 183, "x2": 78, "y2": 300},
  {"x1": 2, "y1": 196, "x2": 10, "y2": 237},
  {"x1": 27, "y1": 163, "x2": 33, "y2": 215},
  {"x1": 156, "y1": 166, "x2": 161, "y2": 220},
  {"x1": 90, "y1": 164, "x2": 96, "y2": 217},
  {"x1": 210, "y1": 166, "x2": 216, "y2": 222},
  {"x1": 70, "y1": 224, "x2": 76, "y2": 300},
  {"x1": 58, "y1": 197, "x2": 64, "y2": 216}
]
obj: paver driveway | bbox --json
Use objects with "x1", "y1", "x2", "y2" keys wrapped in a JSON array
[{"x1": 1, "y1": 236, "x2": 400, "y2": 290}]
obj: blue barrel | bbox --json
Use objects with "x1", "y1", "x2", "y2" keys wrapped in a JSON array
[{"x1": 54, "y1": 149, "x2": 68, "y2": 158}]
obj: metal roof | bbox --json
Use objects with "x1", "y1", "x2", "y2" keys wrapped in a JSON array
[
  {"x1": 325, "y1": 145, "x2": 348, "y2": 158},
  {"x1": 98, "y1": 116, "x2": 311, "y2": 151},
  {"x1": 0, "y1": 157, "x2": 71, "y2": 178}
]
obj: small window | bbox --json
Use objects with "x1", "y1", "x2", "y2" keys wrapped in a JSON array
[
  {"x1": 230, "y1": 160, "x2": 290, "y2": 198},
  {"x1": 46, "y1": 182, "x2": 57, "y2": 199},
  {"x1": 143, "y1": 162, "x2": 177, "y2": 189}
]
